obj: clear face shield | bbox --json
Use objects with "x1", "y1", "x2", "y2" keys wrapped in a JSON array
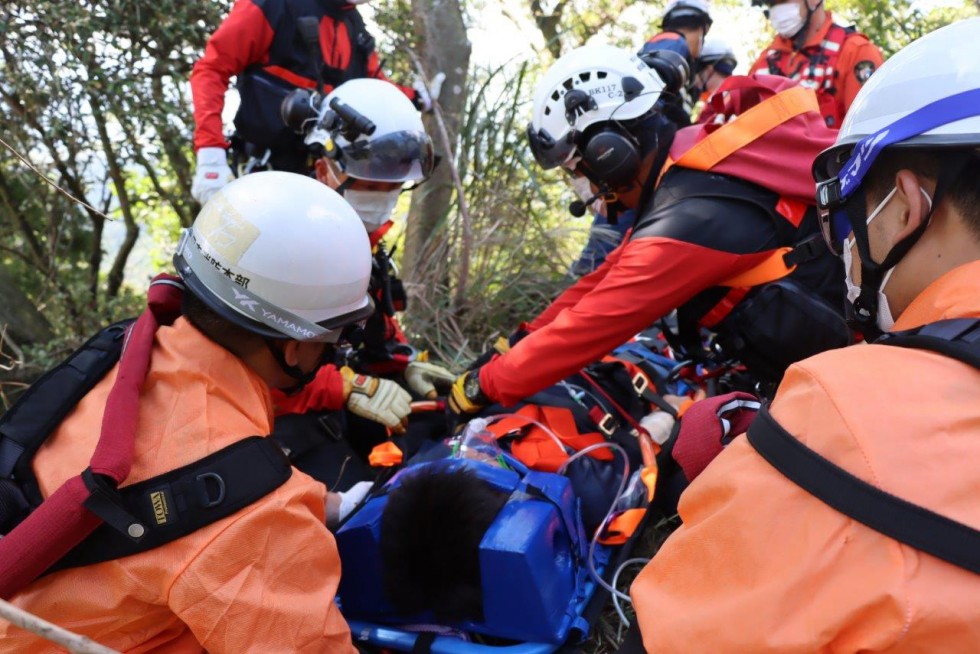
[{"x1": 340, "y1": 131, "x2": 435, "y2": 183}]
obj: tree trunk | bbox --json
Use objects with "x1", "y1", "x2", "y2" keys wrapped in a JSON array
[{"x1": 402, "y1": 0, "x2": 471, "y2": 285}]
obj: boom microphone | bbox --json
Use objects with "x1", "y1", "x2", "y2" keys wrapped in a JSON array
[{"x1": 569, "y1": 192, "x2": 606, "y2": 217}]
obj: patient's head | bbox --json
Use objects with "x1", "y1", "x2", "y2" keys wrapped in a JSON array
[{"x1": 380, "y1": 466, "x2": 509, "y2": 622}]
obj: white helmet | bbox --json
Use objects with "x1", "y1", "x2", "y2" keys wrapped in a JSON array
[
  {"x1": 322, "y1": 78, "x2": 434, "y2": 183},
  {"x1": 174, "y1": 171, "x2": 374, "y2": 342},
  {"x1": 811, "y1": 18, "x2": 980, "y2": 337},
  {"x1": 698, "y1": 37, "x2": 737, "y2": 75},
  {"x1": 814, "y1": 17, "x2": 980, "y2": 195},
  {"x1": 662, "y1": 0, "x2": 713, "y2": 30},
  {"x1": 528, "y1": 44, "x2": 666, "y2": 170}
]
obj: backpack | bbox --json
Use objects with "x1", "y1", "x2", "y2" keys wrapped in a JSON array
[
  {"x1": 233, "y1": 4, "x2": 374, "y2": 153},
  {"x1": 654, "y1": 76, "x2": 852, "y2": 384},
  {"x1": 748, "y1": 318, "x2": 980, "y2": 574},
  {"x1": 0, "y1": 279, "x2": 291, "y2": 599}
]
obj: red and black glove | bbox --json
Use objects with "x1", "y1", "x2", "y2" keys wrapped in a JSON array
[{"x1": 671, "y1": 391, "x2": 761, "y2": 482}]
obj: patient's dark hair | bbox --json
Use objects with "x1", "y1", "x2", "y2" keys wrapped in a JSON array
[{"x1": 380, "y1": 467, "x2": 509, "y2": 622}]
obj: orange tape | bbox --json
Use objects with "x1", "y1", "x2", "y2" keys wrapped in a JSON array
[{"x1": 368, "y1": 441, "x2": 403, "y2": 468}]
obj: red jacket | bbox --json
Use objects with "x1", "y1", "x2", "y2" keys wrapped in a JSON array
[
  {"x1": 191, "y1": 0, "x2": 415, "y2": 151},
  {"x1": 478, "y1": 163, "x2": 822, "y2": 406}
]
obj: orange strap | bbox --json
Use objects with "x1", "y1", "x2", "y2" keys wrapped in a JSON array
[
  {"x1": 699, "y1": 286, "x2": 752, "y2": 328},
  {"x1": 662, "y1": 85, "x2": 820, "y2": 179},
  {"x1": 718, "y1": 247, "x2": 795, "y2": 288},
  {"x1": 597, "y1": 464, "x2": 659, "y2": 545},
  {"x1": 598, "y1": 508, "x2": 647, "y2": 546},
  {"x1": 368, "y1": 441, "x2": 404, "y2": 467}
]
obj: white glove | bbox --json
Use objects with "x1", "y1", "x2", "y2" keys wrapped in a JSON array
[
  {"x1": 342, "y1": 366, "x2": 412, "y2": 432},
  {"x1": 412, "y1": 72, "x2": 446, "y2": 113},
  {"x1": 338, "y1": 481, "x2": 373, "y2": 522},
  {"x1": 639, "y1": 410, "x2": 677, "y2": 446},
  {"x1": 326, "y1": 481, "x2": 374, "y2": 527},
  {"x1": 405, "y1": 360, "x2": 455, "y2": 399},
  {"x1": 191, "y1": 147, "x2": 233, "y2": 205}
]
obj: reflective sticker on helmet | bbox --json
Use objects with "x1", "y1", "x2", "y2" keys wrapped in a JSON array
[{"x1": 195, "y1": 193, "x2": 260, "y2": 265}]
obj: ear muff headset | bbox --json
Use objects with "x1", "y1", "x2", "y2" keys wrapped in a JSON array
[{"x1": 579, "y1": 125, "x2": 642, "y2": 189}]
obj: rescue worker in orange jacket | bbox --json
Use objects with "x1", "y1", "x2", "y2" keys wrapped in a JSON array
[
  {"x1": 0, "y1": 172, "x2": 372, "y2": 653},
  {"x1": 450, "y1": 45, "x2": 849, "y2": 415},
  {"x1": 748, "y1": 0, "x2": 884, "y2": 128},
  {"x1": 190, "y1": 0, "x2": 442, "y2": 204},
  {"x1": 625, "y1": 19, "x2": 980, "y2": 652}
]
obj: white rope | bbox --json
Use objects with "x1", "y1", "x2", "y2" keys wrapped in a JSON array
[
  {"x1": 0, "y1": 598, "x2": 120, "y2": 654},
  {"x1": 0, "y1": 135, "x2": 112, "y2": 222}
]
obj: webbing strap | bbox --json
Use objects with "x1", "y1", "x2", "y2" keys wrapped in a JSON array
[
  {"x1": 48, "y1": 436, "x2": 291, "y2": 574},
  {"x1": 748, "y1": 406, "x2": 980, "y2": 574},
  {"x1": 717, "y1": 248, "x2": 794, "y2": 288},
  {"x1": 661, "y1": 85, "x2": 819, "y2": 179},
  {"x1": 875, "y1": 318, "x2": 980, "y2": 369}
]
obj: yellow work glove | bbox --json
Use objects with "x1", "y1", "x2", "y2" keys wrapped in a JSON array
[
  {"x1": 405, "y1": 361, "x2": 456, "y2": 399},
  {"x1": 493, "y1": 336, "x2": 511, "y2": 354},
  {"x1": 341, "y1": 366, "x2": 412, "y2": 433},
  {"x1": 448, "y1": 370, "x2": 490, "y2": 415}
]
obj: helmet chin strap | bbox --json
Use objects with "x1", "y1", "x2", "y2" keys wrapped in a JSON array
[
  {"x1": 265, "y1": 339, "x2": 332, "y2": 396},
  {"x1": 847, "y1": 153, "x2": 969, "y2": 340}
]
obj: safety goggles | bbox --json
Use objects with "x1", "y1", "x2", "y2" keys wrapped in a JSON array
[
  {"x1": 341, "y1": 131, "x2": 435, "y2": 182},
  {"x1": 814, "y1": 147, "x2": 853, "y2": 256}
]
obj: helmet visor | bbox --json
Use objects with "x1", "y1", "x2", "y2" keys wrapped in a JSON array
[
  {"x1": 527, "y1": 123, "x2": 577, "y2": 170},
  {"x1": 341, "y1": 131, "x2": 434, "y2": 182}
]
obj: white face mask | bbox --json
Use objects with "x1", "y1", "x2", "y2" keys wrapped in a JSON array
[
  {"x1": 769, "y1": 2, "x2": 806, "y2": 38},
  {"x1": 344, "y1": 188, "x2": 401, "y2": 232},
  {"x1": 843, "y1": 186, "x2": 933, "y2": 332}
]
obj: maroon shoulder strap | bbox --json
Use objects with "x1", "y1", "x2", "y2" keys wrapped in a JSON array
[{"x1": 0, "y1": 274, "x2": 183, "y2": 599}]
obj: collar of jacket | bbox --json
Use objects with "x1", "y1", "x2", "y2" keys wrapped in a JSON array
[{"x1": 892, "y1": 260, "x2": 980, "y2": 331}]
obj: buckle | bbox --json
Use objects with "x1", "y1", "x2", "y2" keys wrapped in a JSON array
[
  {"x1": 631, "y1": 372, "x2": 650, "y2": 397},
  {"x1": 597, "y1": 413, "x2": 616, "y2": 437},
  {"x1": 816, "y1": 178, "x2": 843, "y2": 211}
]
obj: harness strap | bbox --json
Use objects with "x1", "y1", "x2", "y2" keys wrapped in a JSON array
[
  {"x1": 748, "y1": 406, "x2": 980, "y2": 574},
  {"x1": 0, "y1": 320, "x2": 130, "y2": 502},
  {"x1": 874, "y1": 318, "x2": 980, "y2": 368},
  {"x1": 660, "y1": 85, "x2": 819, "y2": 180},
  {"x1": 745, "y1": 317, "x2": 980, "y2": 574},
  {"x1": 48, "y1": 437, "x2": 291, "y2": 575},
  {"x1": 0, "y1": 274, "x2": 183, "y2": 599}
]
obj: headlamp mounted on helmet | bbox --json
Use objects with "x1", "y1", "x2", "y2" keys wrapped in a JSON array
[{"x1": 282, "y1": 89, "x2": 435, "y2": 183}]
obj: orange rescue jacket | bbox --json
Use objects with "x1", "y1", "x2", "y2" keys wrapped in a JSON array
[
  {"x1": 630, "y1": 260, "x2": 980, "y2": 652},
  {"x1": 0, "y1": 318, "x2": 356, "y2": 654},
  {"x1": 749, "y1": 12, "x2": 884, "y2": 128}
]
